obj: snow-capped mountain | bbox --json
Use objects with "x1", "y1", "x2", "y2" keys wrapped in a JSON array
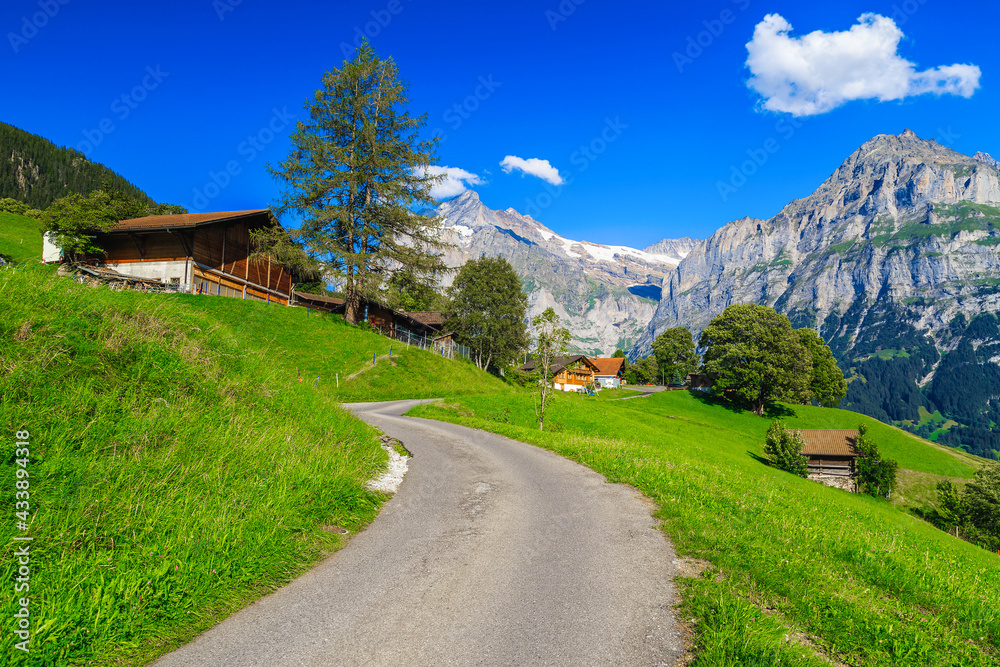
[{"x1": 434, "y1": 190, "x2": 697, "y2": 355}]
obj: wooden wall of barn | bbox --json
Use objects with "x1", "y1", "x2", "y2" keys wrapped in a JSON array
[{"x1": 96, "y1": 219, "x2": 291, "y2": 300}]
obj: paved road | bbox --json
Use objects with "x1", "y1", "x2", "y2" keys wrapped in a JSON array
[{"x1": 155, "y1": 400, "x2": 683, "y2": 666}]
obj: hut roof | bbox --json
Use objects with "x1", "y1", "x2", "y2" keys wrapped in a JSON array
[
  {"x1": 404, "y1": 311, "x2": 446, "y2": 327},
  {"x1": 797, "y1": 430, "x2": 859, "y2": 457}
]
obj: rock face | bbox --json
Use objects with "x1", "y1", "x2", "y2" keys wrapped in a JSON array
[
  {"x1": 433, "y1": 191, "x2": 697, "y2": 355},
  {"x1": 636, "y1": 130, "x2": 1000, "y2": 459},
  {"x1": 638, "y1": 129, "x2": 1000, "y2": 353}
]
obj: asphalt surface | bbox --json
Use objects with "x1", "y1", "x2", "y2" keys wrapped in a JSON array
[{"x1": 154, "y1": 399, "x2": 683, "y2": 666}]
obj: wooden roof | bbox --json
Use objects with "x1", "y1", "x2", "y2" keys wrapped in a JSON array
[
  {"x1": 519, "y1": 355, "x2": 599, "y2": 375},
  {"x1": 590, "y1": 357, "x2": 625, "y2": 376},
  {"x1": 797, "y1": 430, "x2": 859, "y2": 457},
  {"x1": 404, "y1": 311, "x2": 446, "y2": 327},
  {"x1": 111, "y1": 210, "x2": 271, "y2": 232},
  {"x1": 294, "y1": 291, "x2": 344, "y2": 306}
]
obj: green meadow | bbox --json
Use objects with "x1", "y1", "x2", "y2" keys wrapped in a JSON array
[
  {"x1": 2, "y1": 209, "x2": 997, "y2": 665},
  {"x1": 0, "y1": 232, "x2": 499, "y2": 665},
  {"x1": 409, "y1": 390, "x2": 998, "y2": 666}
]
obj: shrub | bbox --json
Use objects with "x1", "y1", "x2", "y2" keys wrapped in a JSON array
[
  {"x1": 763, "y1": 420, "x2": 808, "y2": 477},
  {"x1": 855, "y1": 422, "x2": 899, "y2": 498}
]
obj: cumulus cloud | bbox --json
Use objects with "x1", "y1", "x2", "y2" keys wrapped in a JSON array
[
  {"x1": 746, "y1": 13, "x2": 981, "y2": 116},
  {"x1": 499, "y1": 155, "x2": 564, "y2": 185},
  {"x1": 414, "y1": 165, "x2": 484, "y2": 199}
]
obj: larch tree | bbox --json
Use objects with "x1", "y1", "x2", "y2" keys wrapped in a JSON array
[{"x1": 269, "y1": 40, "x2": 446, "y2": 324}]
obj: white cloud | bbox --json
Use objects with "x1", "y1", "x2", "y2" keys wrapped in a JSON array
[
  {"x1": 499, "y1": 155, "x2": 564, "y2": 185},
  {"x1": 746, "y1": 13, "x2": 981, "y2": 116},
  {"x1": 414, "y1": 165, "x2": 483, "y2": 199}
]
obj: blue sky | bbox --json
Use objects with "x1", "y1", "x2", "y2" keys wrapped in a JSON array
[{"x1": 2, "y1": 0, "x2": 996, "y2": 248}]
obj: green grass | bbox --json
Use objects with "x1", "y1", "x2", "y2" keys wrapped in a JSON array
[
  {"x1": 168, "y1": 293, "x2": 508, "y2": 402},
  {"x1": 593, "y1": 388, "x2": 642, "y2": 400},
  {"x1": 409, "y1": 390, "x2": 997, "y2": 666},
  {"x1": 0, "y1": 265, "x2": 402, "y2": 665},
  {"x1": 0, "y1": 211, "x2": 43, "y2": 263}
]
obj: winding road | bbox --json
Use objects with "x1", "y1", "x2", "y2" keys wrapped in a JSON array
[{"x1": 154, "y1": 400, "x2": 683, "y2": 666}]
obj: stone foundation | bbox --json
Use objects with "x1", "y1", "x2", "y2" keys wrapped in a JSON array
[{"x1": 808, "y1": 474, "x2": 855, "y2": 493}]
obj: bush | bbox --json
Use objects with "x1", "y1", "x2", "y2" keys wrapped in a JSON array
[
  {"x1": 963, "y1": 463, "x2": 1000, "y2": 550},
  {"x1": 0, "y1": 197, "x2": 28, "y2": 215},
  {"x1": 855, "y1": 422, "x2": 898, "y2": 498},
  {"x1": 763, "y1": 420, "x2": 808, "y2": 477}
]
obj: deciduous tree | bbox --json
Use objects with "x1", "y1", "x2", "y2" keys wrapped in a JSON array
[
  {"x1": 699, "y1": 304, "x2": 810, "y2": 415},
  {"x1": 652, "y1": 327, "x2": 699, "y2": 384},
  {"x1": 269, "y1": 40, "x2": 446, "y2": 324},
  {"x1": 763, "y1": 420, "x2": 808, "y2": 477},
  {"x1": 40, "y1": 184, "x2": 185, "y2": 261},
  {"x1": 962, "y1": 463, "x2": 1000, "y2": 550},
  {"x1": 446, "y1": 255, "x2": 528, "y2": 371},
  {"x1": 530, "y1": 307, "x2": 570, "y2": 431},
  {"x1": 796, "y1": 327, "x2": 847, "y2": 407},
  {"x1": 855, "y1": 422, "x2": 898, "y2": 499}
]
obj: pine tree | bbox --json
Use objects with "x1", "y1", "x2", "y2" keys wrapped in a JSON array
[{"x1": 269, "y1": 41, "x2": 446, "y2": 324}]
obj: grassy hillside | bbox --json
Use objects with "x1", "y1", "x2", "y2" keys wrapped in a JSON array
[
  {"x1": 410, "y1": 391, "x2": 998, "y2": 666},
  {"x1": 175, "y1": 294, "x2": 513, "y2": 402},
  {"x1": 0, "y1": 211, "x2": 42, "y2": 263},
  {"x1": 0, "y1": 261, "x2": 497, "y2": 665}
]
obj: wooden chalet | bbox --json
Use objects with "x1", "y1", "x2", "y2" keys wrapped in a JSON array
[
  {"x1": 61, "y1": 209, "x2": 293, "y2": 304},
  {"x1": 797, "y1": 430, "x2": 859, "y2": 491},
  {"x1": 591, "y1": 357, "x2": 625, "y2": 389},
  {"x1": 519, "y1": 355, "x2": 599, "y2": 392}
]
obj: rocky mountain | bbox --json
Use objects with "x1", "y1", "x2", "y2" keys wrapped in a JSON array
[
  {"x1": 434, "y1": 190, "x2": 696, "y2": 355},
  {"x1": 637, "y1": 129, "x2": 1000, "y2": 459}
]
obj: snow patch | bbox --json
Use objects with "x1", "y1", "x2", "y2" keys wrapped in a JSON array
[
  {"x1": 577, "y1": 241, "x2": 683, "y2": 266},
  {"x1": 451, "y1": 224, "x2": 474, "y2": 238}
]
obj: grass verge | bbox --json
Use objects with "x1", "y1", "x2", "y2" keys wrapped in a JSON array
[
  {"x1": 409, "y1": 390, "x2": 998, "y2": 666},
  {"x1": 0, "y1": 265, "x2": 390, "y2": 665}
]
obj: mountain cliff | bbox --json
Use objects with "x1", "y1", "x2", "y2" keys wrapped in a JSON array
[
  {"x1": 637, "y1": 129, "x2": 1000, "y2": 459},
  {"x1": 433, "y1": 191, "x2": 696, "y2": 355}
]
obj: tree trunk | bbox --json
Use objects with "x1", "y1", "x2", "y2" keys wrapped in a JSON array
[{"x1": 345, "y1": 285, "x2": 360, "y2": 325}]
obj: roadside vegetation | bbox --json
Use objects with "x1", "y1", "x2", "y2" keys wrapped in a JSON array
[
  {"x1": 409, "y1": 390, "x2": 998, "y2": 666},
  {"x1": 0, "y1": 259, "x2": 492, "y2": 665}
]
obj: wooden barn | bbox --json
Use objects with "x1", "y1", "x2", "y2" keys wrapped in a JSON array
[
  {"x1": 797, "y1": 429, "x2": 859, "y2": 492},
  {"x1": 68, "y1": 209, "x2": 292, "y2": 304}
]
